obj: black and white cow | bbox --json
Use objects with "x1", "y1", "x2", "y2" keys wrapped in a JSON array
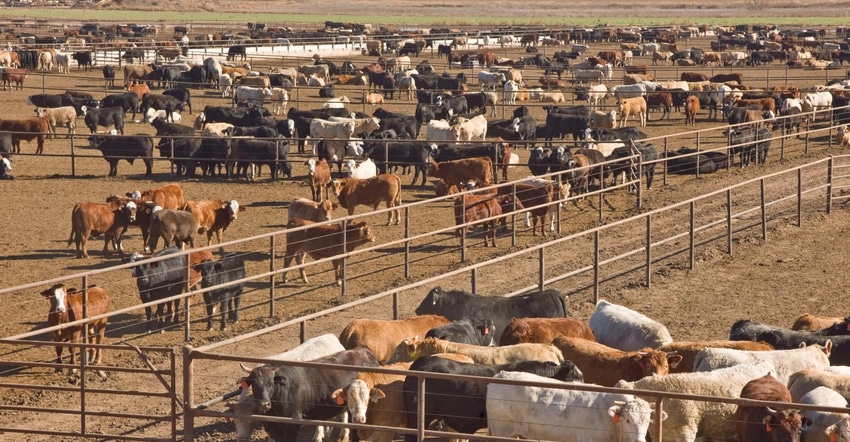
[
  {"x1": 730, "y1": 319, "x2": 850, "y2": 365},
  {"x1": 194, "y1": 253, "x2": 246, "y2": 331}
]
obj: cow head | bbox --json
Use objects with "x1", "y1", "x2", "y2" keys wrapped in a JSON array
[
  {"x1": 40, "y1": 283, "x2": 68, "y2": 314},
  {"x1": 123, "y1": 201, "x2": 138, "y2": 223},
  {"x1": 328, "y1": 179, "x2": 345, "y2": 197},
  {"x1": 241, "y1": 365, "x2": 285, "y2": 415},
  {"x1": 331, "y1": 378, "x2": 384, "y2": 424},
  {"x1": 609, "y1": 399, "x2": 665, "y2": 441},
  {"x1": 305, "y1": 158, "x2": 317, "y2": 174},
  {"x1": 224, "y1": 200, "x2": 242, "y2": 220},
  {"x1": 762, "y1": 408, "x2": 811, "y2": 442},
  {"x1": 632, "y1": 350, "x2": 682, "y2": 377},
  {"x1": 826, "y1": 419, "x2": 850, "y2": 442},
  {"x1": 87, "y1": 136, "x2": 104, "y2": 149}
]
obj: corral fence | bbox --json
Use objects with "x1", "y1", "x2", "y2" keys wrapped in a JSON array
[{"x1": 3, "y1": 141, "x2": 850, "y2": 438}]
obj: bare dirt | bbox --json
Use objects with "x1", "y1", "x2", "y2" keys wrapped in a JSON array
[{"x1": 0, "y1": 26, "x2": 849, "y2": 442}]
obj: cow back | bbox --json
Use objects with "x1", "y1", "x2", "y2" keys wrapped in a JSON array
[{"x1": 499, "y1": 317, "x2": 595, "y2": 345}]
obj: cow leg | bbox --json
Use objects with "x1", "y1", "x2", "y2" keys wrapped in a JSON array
[
  {"x1": 332, "y1": 258, "x2": 343, "y2": 286},
  {"x1": 219, "y1": 300, "x2": 227, "y2": 331},
  {"x1": 203, "y1": 294, "x2": 215, "y2": 331},
  {"x1": 53, "y1": 341, "x2": 64, "y2": 372},
  {"x1": 296, "y1": 251, "x2": 309, "y2": 283},
  {"x1": 228, "y1": 292, "x2": 240, "y2": 324}
]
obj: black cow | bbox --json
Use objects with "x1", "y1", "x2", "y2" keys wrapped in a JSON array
[
  {"x1": 313, "y1": 58, "x2": 340, "y2": 76},
  {"x1": 140, "y1": 94, "x2": 184, "y2": 123},
  {"x1": 102, "y1": 65, "x2": 115, "y2": 87},
  {"x1": 155, "y1": 66, "x2": 183, "y2": 89},
  {"x1": 415, "y1": 287, "x2": 567, "y2": 342},
  {"x1": 267, "y1": 73, "x2": 294, "y2": 90},
  {"x1": 434, "y1": 143, "x2": 500, "y2": 163},
  {"x1": 605, "y1": 142, "x2": 659, "y2": 190},
  {"x1": 203, "y1": 105, "x2": 269, "y2": 127},
  {"x1": 129, "y1": 246, "x2": 192, "y2": 332},
  {"x1": 232, "y1": 138, "x2": 292, "y2": 180},
  {"x1": 156, "y1": 136, "x2": 201, "y2": 176},
  {"x1": 528, "y1": 146, "x2": 558, "y2": 176},
  {"x1": 363, "y1": 141, "x2": 434, "y2": 186},
  {"x1": 121, "y1": 48, "x2": 145, "y2": 64},
  {"x1": 399, "y1": 41, "x2": 425, "y2": 57},
  {"x1": 319, "y1": 84, "x2": 335, "y2": 98},
  {"x1": 0, "y1": 132, "x2": 12, "y2": 160},
  {"x1": 401, "y1": 357, "x2": 584, "y2": 442},
  {"x1": 242, "y1": 347, "x2": 380, "y2": 442},
  {"x1": 589, "y1": 126, "x2": 647, "y2": 142},
  {"x1": 463, "y1": 92, "x2": 494, "y2": 115},
  {"x1": 340, "y1": 61, "x2": 358, "y2": 75},
  {"x1": 177, "y1": 65, "x2": 207, "y2": 89},
  {"x1": 189, "y1": 137, "x2": 232, "y2": 177},
  {"x1": 425, "y1": 318, "x2": 497, "y2": 346},
  {"x1": 774, "y1": 107, "x2": 802, "y2": 138},
  {"x1": 728, "y1": 127, "x2": 771, "y2": 167},
  {"x1": 84, "y1": 106, "x2": 125, "y2": 134},
  {"x1": 100, "y1": 93, "x2": 139, "y2": 119},
  {"x1": 437, "y1": 44, "x2": 452, "y2": 58},
  {"x1": 748, "y1": 51, "x2": 775, "y2": 66},
  {"x1": 662, "y1": 147, "x2": 724, "y2": 175},
  {"x1": 225, "y1": 125, "x2": 278, "y2": 138},
  {"x1": 150, "y1": 118, "x2": 194, "y2": 137},
  {"x1": 88, "y1": 134, "x2": 152, "y2": 176},
  {"x1": 226, "y1": 45, "x2": 247, "y2": 61},
  {"x1": 415, "y1": 103, "x2": 448, "y2": 124},
  {"x1": 730, "y1": 319, "x2": 850, "y2": 365},
  {"x1": 442, "y1": 95, "x2": 468, "y2": 116},
  {"x1": 378, "y1": 116, "x2": 419, "y2": 139},
  {"x1": 412, "y1": 74, "x2": 439, "y2": 92},
  {"x1": 372, "y1": 108, "x2": 409, "y2": 120},
  {"x1": 544, "y1": 112, "x2": 588, "y2": 145},
  {"x1": 415, "y1": 59, "x2": 434, "y2": 74},
  {"x1": 27, "y1": 93, "x2": 64, "y2": 108},
  {"x1": 500, "y1": 115, "x2": 537, "y2": 145},
  {"x1": 194, "y1": 253, "x2": 245, "y2": 331},
  {"x1": 16, "y1": 50, "x2": 37, "y2": 70},
  {"x1": 437, "y1": 73, "x2": 466, "y2": 92},
  {"x1": 162, "y1": 89, "x2": 192, "y2": 115},
  {"x1": 64, "y1": 94, "x2": 99, "y2": 117},
  {"x1": 72, "y1": 51, "x2": 93, "y2": 71}
]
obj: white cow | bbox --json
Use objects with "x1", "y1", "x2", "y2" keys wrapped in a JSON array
[
  {"x1": 397, "y1": 75, "x2": 416, "y2": 100},
  {"x1": 477, "y1": 70, "x2": 506, "y2": 91},
  {"x1": 204, "y1": 56, "x2": 223, "y2": 83},
  {"x1": 144, "y1": 108, "x2": 182, "y2": 123},
  {"x1": 789, "y1": 367, "x2": 850, "y2": 402},
  {"x1": 35, "y1": 106, "x2": 76, "y2": 136},
  {"x1": 798, "y1": 387, "x2": 850, "y2": 442},
  {"x1": 803, "y1": 91, "x2": 833, "y2": 121},
  {"x1": 323, "y1": 96, "x2": 351, "y2": 109},
  {"x1": 55, "y1": 52, "x2": 69, "y2": 74},
  {"x1": 588, "y1": 300, "x2": 672, "y2": 351},
  {"x1": 345, "y1": 158, "x2": 377, "y2": 179},
  {"x1": 503, "y1": 80, "x2": 518, "y2": 105},
  {"x1": 218, "y1": 73, "x2": 234, "y2": 97},
  {"x1": 309, "y1": 119, "x2": 357, "y2": 151},
  {"x1": 234, "y1": 85, "x2": 272, "y2": 106},
  {"x1": 616, "y1": 361, "x2": 776, "y2": 442},
  {"x1": 589, "y1": 110, "x2": 617, "y2": 130},
  {"x1": 269, "y1": 87, "x2": 288, "y2": 116},
  {"x1": 586, "y1": 84, "x2": 608, "y2": 109},
  {"x1": 451, "y1": 115, "x2": 488, "y2": 141},
  {"x1": 426, "y1": 119, "x2": 457, "y2": 142},
  {"x1": 574, "y1": 68, "x2": 605, "y2": 84},
  {"x1": 609, "y1": 83, "x2": 647, "y2": 100},
  {"x1": 694, "y1": 344, "x2": 831, "y2": 384},
  {"x1": 498, "y1": 35, "x2": 515, "y2": 47},
  {"x1": 233, "y1": 334, "x2": 346, "y2": 442},
  {"x1": 488, "y1": 371, "x2": 662, "y2": 442},
  {"x1": 328, "y1": 116, "x2": 380, "y2": 135}
]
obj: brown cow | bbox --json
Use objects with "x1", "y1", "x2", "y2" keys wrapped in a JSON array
[
  {"x1": 735, "y1": 374, "x2": 810, "y2": 442},
  {"x1": 306, "y1": 158, "x2": 331, "y2": 202},
  {"x1": 710, "y1": 72, "x2": 744, "y2": 86},
  {"x1": 182, "y1": 199, "x2": 244, "y2": 251},
  {"x1": 734, "y1": 97, "x2": 776, "y2": 114},
  {"x1": 339, "y1": 315, "x2": 450, "y2": 364},
  {"x1": 495, "y1": 181, "x2": 555, "y2": 236},
  {"x1": 658, "y1": 340, "x2": 774, "y2": 374},
  {"x1": 281, "y1": 218, "x2": 375, "y2": 285},
  {"x1": 287, "y1": 197, "x2": 337, "y2": 222},
  {"x1": 40, "y1": 283, "x2": 110, "y2": 372},
  {"x1": 68, "y1": 199, "x2": 138, "y2": 258},
  {"x1": 567, "y1": 153, "x2": 591, "y2": 196},
  {"x1": 125, "y1": 82, "x2": 151, "y2": 103},
  {"x1": 122, "y1": 64, "x2": 155, "y2": 84},
  {"x1": 646, "y1": 92, "x2": 673, "y2": 120},
  {"x1": 1, "y1": 67, "x2": 27, "y2": 90},
  {"x1": 681, "y1": 72, "x2": 709, "y2": 82},
  {"x1": 685, "y1": 95, "x2": 700, "y2": 125},
  {"x1": 127, "y1": 183, "x2": 185, "y2": 210},
  {"x1": 0, "y1": 117, "x2": 50, "y2": 154},
  {"x1": 428, "y1": 157, "x2": 494, "y2": 188},
  {"x1": 329, "y1": 174, "x2": 402, "y2": 226},
  {"x1": 477, "y1": 51, "x2": 497, "y2": 66},
  {"x1": 499, "y1": 317, "x2": 595, "y2": 346},
  {"x1": 106, "y1": 196, "x2": 158, "y2": 252},
  {"x1": 618, "y1": 97, "x2": 647, "y2": 127},
  {"x1": 453, "y1": 193, "x2": 520, "y2": 247},
  {"x1": 791, "y1": 313, "x2": 844, "y2": 331},
  {"x1": 552, "y1": 336, "x2": 682, "y2": 387}
]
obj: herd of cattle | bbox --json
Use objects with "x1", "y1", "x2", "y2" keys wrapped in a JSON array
[{"x1": 194, "y1": 292, "x2": 850, "y2": 442}]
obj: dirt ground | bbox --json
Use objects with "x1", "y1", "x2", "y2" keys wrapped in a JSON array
[{"x1": 0, "y1": 25, "x2": 849, "y2": 441}]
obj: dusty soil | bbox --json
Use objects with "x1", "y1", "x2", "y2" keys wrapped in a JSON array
[{"x1": 0, "y1": 26, "x2": 849, "y2": 441}]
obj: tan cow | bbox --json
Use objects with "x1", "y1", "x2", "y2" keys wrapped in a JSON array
[
  {"x1": 499, "y1": 317, "x2": 595, "y2": 345},
  {"x1": 127, "y1": 183, "x2": 185, "y2": 210},
  {"x1": 339, "y1": 315, "x2": 450, "y2": 363},
  {"x1": 287, "y1": 197, "x2": 337, "y2": 222},
  {"x1": 552, "y1": 336, "x2": 682, "y2": 387},
  {"x1": 281, "y1": 219, "x2": 375, "y2": 285},
  {"x1": 428, "y1": 157, "x2": 494, "y2": 188},
  {"x1": 685, "y1": 95, "x2": 700, "y2": 126},
  {"x1": 387, "y1": 336, "x2": 564, "y2": 365},
  {"x1": 618, "y1": 96, "x2": 647, "y2": 127},
  {"x1": 182, "y1": 199, "x2": 244, "y2": 251},
  {"x1": 791, "y1": 313, "x2": 844, "y2": 331},
  {"x1": 329, "y1": 174, "x2": 402, "y2": 225},
  {"x1": 40, "y1": 283, "x2": 110, "y2": 371}
]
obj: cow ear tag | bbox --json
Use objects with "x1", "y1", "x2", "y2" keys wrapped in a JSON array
[
  {"x1": 240, "y1": 380, "x2": 248, "y2": 389},
  {"x1": 336, "y1": 394, "x2": 345, "y2": 406},
  {"x1": 765, "y1": 422, "x2": 772, "y2": 432},
  {"x1": 484, "y1": 326, "x2": 490, "y2": 335},
  {"x1": 613, "y1": 414, "x2": 621, "y2": 424}
]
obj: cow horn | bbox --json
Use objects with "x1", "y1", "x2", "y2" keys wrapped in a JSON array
[
  {"x1": 239, "y1": 363, "x2": 253, "y2": 373},
  {"x1": 765, "y1": 407, "x2": 778, "y2": 417}
]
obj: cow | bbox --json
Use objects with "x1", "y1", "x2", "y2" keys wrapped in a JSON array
[
  {"x1": 162, "y1": 88, "x2": 193, "y2": 115},
  {"x1": 67, "y1": 199, "x2": 137, "y2": 258},
  {"x1": 288, "y1": 197, "x2": 337, "y2": 223},
  {"x1": 728, "y1": 127, "x2": 771, "y2": 167},
  {"x1": 240, "y1": 347, "x2": 380, "y2": 442},
  {"x1": 129, "y1": 246, "x2": 213, "y2": 333},
  {"x1": 329, "y1": 175, "x2": 402, "y2": 226},
  {"x1": 83, "y1": 107, "x2": 125, "y2": 135},
  {"x1": 34, "y1": 106, "x2": 76, "y2": 137},
  {"x1": 499, "y1": 317, "x2": 595, "y2": 345},
  {"x1": 658, "y1": 340, "x2": 775, "y2": 374},
  {"x1": 126, "y1": 184, "x2": 185, "y2": 210},
  {"x1": 124, "y1": 83, "x2": 150, "y2": 103},
  {"x1": 428, "y1": 157, "x2": 494, "y2": 188},
  {"x1": 0, "y1": 117, "x2": 49, "y2": 154},
  {"x1": 140, "y1": 94, "x2": 183, "y2": 123},
  {"x1": 338, "y1": 315, "x2": 450, "y2": 364},
  {"x1": 802, "y1": 91, "x2": 833, "y2": 121},
  {"x1": 87, "y1": 135, "x2": 153, "y2": 177},
  {"x1": 588, "y1": 299, "x2": 673, "y2": 351},
  {"x1": 618, "y1": 97, "x2": 647, "y2": 127},
  {"x1": 414, "y1": 287, "x2": 567, "y2": 343},
  {"x1": 71, "y1": 51, "x2": 93, "y2": 70},
  {"x1": 685, "y1": 94, "x2": 700, "y2": 125},
  {"x1": 450, "y1": 115, "x2": 488, "y2": 141},
  {"x1": 345, "y1": 158, "x2": 377, "y2": 180},
  {"x1": 453, "y1": 193, "x2": 520, "y2": 247},
  {"x1": 730, "y1": 319, "x2": 850, "y2": 365},
  {"x1": 693, "y1": 343, "x2": 831, "y2": 385},
  {"x1": 230, "y1": 138, "x2": 292, "y2": 181},
  {"x1": 552, "y1": 336, "x2": 682, "y2": 387},
  {"x1": 402, "y1": 356, "x2": 584, "y2": 442},
  {"x1": 796, "y1": 386, "x2": 850, "y2": 442},
  {"x1": 477, "y1": 70, "x2": 506, "y2": 91},
  {"x1": 100, "y1": 93, "x2": 139, "y2": 120},
  {"x1": 147, "y1": 209, "x2": 198, "y2": 251},
  {"x1": 306, "y1": 158, "x2": 332, "y2": 202},
  {"x1": 38, "y1": 282, "x2": 110, "y2": 378},
  {"x1": 0, "y1": 67, "x2": 27, "y2": 90},
  {"x1": 425, "y1": 318, "x2": 497, "y2": 347},
  {"x1": 194, "y1": 253, "x2": 246, "y2": 331},
  {"x1": 543, "y1": 112, "x2": 588, "y2": 144},
  {"x1": 788, "y1": 368, "x2": 850, "y2": 403},
  {"x1": 791, "y1": 313, "x2": 843, "y2": 331},
  {"x1": 735, "y1": 374, "x2": 810, "y2": 442},
  {"x1": 488, "y1": 371, "x2": 660, "y2": 441},
  {"x1": 182, "y1": 200, "x2": 244, "y2": 251},
  {"x1": 281, "y1": 218, "x2": 375, "y2": 285},
  {"x1": 362, "y1": 141, "x2": 433, "y2": 187},
  {"x1": 226, "y1": 45, "x2": 247, "y2": 61}
]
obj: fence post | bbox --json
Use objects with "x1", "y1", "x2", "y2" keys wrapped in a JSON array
[
  {"x1": 417, "y1": 376, "x2": 426, "y2": 442},
  {"x1": 300, "y1": 320, "x2": 306, "y2": 344},
  {"x1": 269, "y1": 235, "x2": 276, "y2": 317},
  {"x1": 538, "y1": 247, "x2": 545, "y2": 291},
  {"x1": 726, "y1": 189, "x2": 733, "y2": 255},
  {"x1": 760, "y1": 178, "x2": 767, "y2": 240},
  {"x1": 183, "y1": 345, "x2": 195, "y2": 442},
  {"x1": 404, "y1": 206, "x2": 410, "y2": 279},
  {"x1": 797, "y1": 168, "x2": 803, "y2": 227},
  {"x1": 393, "y1": 292, "x2": 399, "y2": 320},
  {"x1": 780, "y1": 132, "x2": 786, "y2": 160},
  {"x1": 827, "y1": 156, "x2": 834, "y2": 214},
  {"x1": 593, "y1": 230, "x2": 600, "y2": 305},
  {"x1": 805, "y1": 119, "x2": 810, "y2": 154},
  {"x1": 511, "y1": 182, "x2": 517, "y2": 246},
  {"x1": 471, "y1": 267, "x2": 477, "y2": 294},
  {"x1": 645, "y1": 214, "x2": 652, "y2": 288},
  {"x1": 80, "y1": 274, "x2": 89, "y2": 436},
  {"x1": 184, "y1": 260, "x2": 192, "y2": 342},
  {"x1": 71, "y1": 135, "x2": 76, "y2": 177},
  {"x1": 689, "y1": 201, "x2": 695, "y2": 270},
  {"x1": 460, "y1": 197, "x2": 467, "y2": 262},
  {"x1": 662, "y1": 136, "x2": 668, "y2": 186},
  {"x1": 341, "y1": 219, "x2": 348, "y2": 297}
]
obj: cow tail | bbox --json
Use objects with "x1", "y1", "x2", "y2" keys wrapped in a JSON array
[
  {"x1": 394, "y1": 174, "x2": 402, "y2": 207},
  {"x1": 67, "y1": 205, "x2": 78, "y2": 246},
  {"x1": 557, "y1": 293, "x2": 568, "y2": 317}
]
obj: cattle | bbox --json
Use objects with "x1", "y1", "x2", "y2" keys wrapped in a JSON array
[
  {"x1": 543, "y1": 112, "x2": 588, "y2": 144},
  {"x1": 453, "y1": 193, "x2": 520, "y2": 247},
  {"x1": 100, "y1": 93, "x2": 139, "y2": 119},
  {"x1": 414, "y1": 287, "x2": 567, "y2": 343},
  {"x1": 288, "y1": 197, "x2": 337, "y2": 223},
  {"x1": 589, "y1": 109, "x2": 618, "y2": 129},
  {"x1": 83, "y1": 107, "x2": 125, "y2": 135},
  {"x1": 140, "y1": 94, "x2": 183, "y2": 123},
  {"x1": 416, "y1": 103, "x2": 448, "y2": 124},
  {"x1": 87, "y1": 135, "x2": 152, "y2": 177},
  {"x1": 791, "y1": 313, "x2": 843, "y2": 331},
  {"x1": 125, "y1": 82, "x2": 150, "y2": 103},
  {"x1": 71, "y1": 51, "x2": 93, "y2": 70},
  {"x1": 329, "y1": 175, "x2": 402, "y2": 225},
  {"x1": 553, "y1": 335, "x2": 682, "y2": 387},
  {"x1": 451, "y1": 115, "x2": 488, "y2": 141},
  {"x1": 34, "y1": 106, "x2": 76, "y2": 137},
  {"x1": 658, "y1": 340, "x2": 775, "y2": 374},
  {"x1": 230, "y1": 334, "x2": 346, "y2": 442},
  {"x1": 40, "y1": 283, "x2": 110, "y2": 372},
  {"x1": 610, "y1": 83, "x2": 647, "y2": 100},
  {"x1": 345, "y1": 158, "x2": 377, "y2": 180},
  {"x1": 127, "y1": 183, "x2": 185, "y2": 210},
  {"x1": 402, "y1": 357, "x2": 583, "y2": 442},
  {"x1": 240, "y1": 347, "x2": 380, "y2": 442},
  {"x1": 616, "y1": 361, "x2": 776, "y2": 441},
  {"x1": 685, "y1": 94, "x2": 700, "y2": 125},
  {"x1": 128, "y1": 246, "x2": 213, "y2": 333},
  {"x1": 194, "y1": 253, "x2": 245, "y2": 331},
  {"x1": 281, "y1": 218, "x2": 375, "y2": 285},
  {"x1": 121, "y1": 48, "x2": 146, "y2": 65},
  {"x1": 147, "y1": 209, "x2": 198, "y2": 251},
  {"x1": 67, "y1": 199, "x2": 137, "y2": 258},
  {"x1": 728, "y1": 127, "x2": 771, "y2": 167},
  {"x1": 299, "y1": 64, "x2": 330, "y2": 83},
  {"x1": 788, "y1": 368, "x2": 850, "y2": 403},
  {"x1": 477, "y1": 70, "x2": 506, "y2": 90},
  {"x1": 362, "y1": 141, "x2": 433, "y2": 186},
  {"x1": 27, "y1": 93, "x2": 64, "y2": 108},
  {"x1": 710, "y1": 72, "x2": 744, "y2": 86},
  {"x1": 162, "y1": 88, "x2": 193, "y2": 115},
  {"x1": 309, "y1": 118, "x2": 357, "y2": 154},
  {"x1": 56, "y1": 52, "x2": 69, "y2": 74},
  {"x1": 803, "y1": 91, "x2": 833, "y2": 121},
  {"x1": 796, "y1": 386, "x2": 850, "y2": 442},
  {"x1": 499, "y1": 317, "x2": 595, "y2": 345},
  {"x1": 226, "y1": 44, "x2": 246, "y2": 61},
  {"x1": 182, "y1": 200, "x2": 244, "y2": 250},
  {"x1": 306, "y1": 158, "x2": 331, "y2": 202},
  {"x1": 425, "y1": 318, "x2": 496, "y2": 346},
  {"x1": 694, "y1": 342, "x2": 831, "y2": 384},
  {"x1": 200, "y1": 105, "x2": 269, "y2": 127},
  {"x1": 589, "y1": 300, "x2": 672, "y2": 351},
  {"x1": 428, "y1": 157, "x2": 494, "y2": 189},
  {"x1": 493, "y1": 181, "x2": 557, "y2": 235},
  {"x1": 646, "y1": 92, "x2": 673, "y2": 120},
  {"x1": 735, "y1": 374, "x2": 810, "y2": 442},
  {"x1": 730, "y1": 319, "x2": 850, "y2": 365},
  {"x1": 774, "y1": 105, "x2": 802, "y2": 138},
  {"x1": 234, "y1": 85, "x2": 272, "y2": 107},
  {"x1": 604, "y1": 142, "x2": 658, "y2": 190},
  {"x1": 0, "y1": 117, "x2": 49, "y2": 154},
  {"x1": 618, "y1": 97, "x2": 647, "y2": 127},
  {"x1": 339, "y1": 315, "x2": 450, "y2": 364},
  {"x1": 488, "y1": 371, "x2": 660, "y2": 441}
]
